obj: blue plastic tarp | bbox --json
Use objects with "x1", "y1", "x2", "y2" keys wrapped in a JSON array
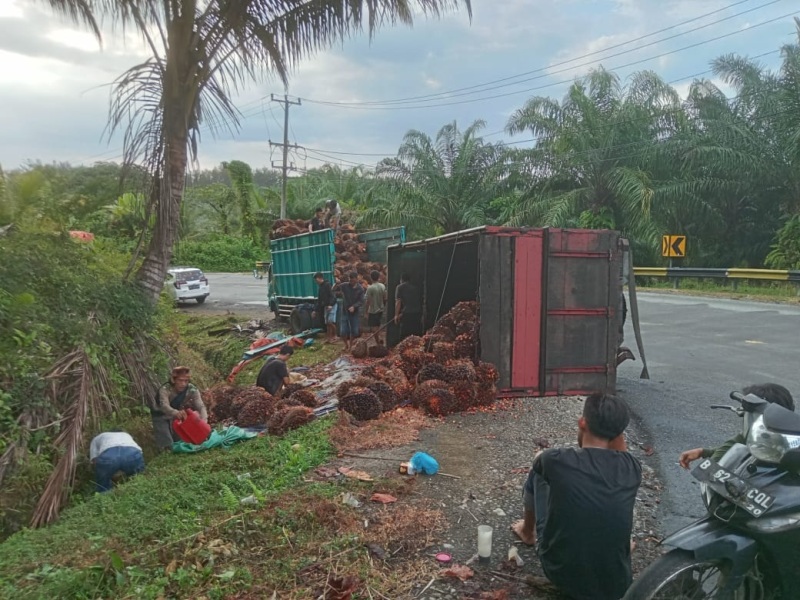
[{"x1": 172, "y1": 426, "x2": 258, "y2": 454}]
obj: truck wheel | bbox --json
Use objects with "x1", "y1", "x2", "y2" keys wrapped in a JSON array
[{"x1": 290, "y1": 307, "x2": 312, "y2": 334}]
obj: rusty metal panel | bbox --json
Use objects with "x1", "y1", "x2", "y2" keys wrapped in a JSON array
[
  {"x1": 511, "y1": 232, "x2": 544, "y2": 390},
  {"x1": 544, "y1": 229, "x2": 621, "y2": 395},
  {"x1": 478, "y1": 233, "x2": 514, "y2": 388}
]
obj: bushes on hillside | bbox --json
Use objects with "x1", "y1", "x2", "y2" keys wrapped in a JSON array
[
  {"x1": 0, "y1": 231, "x2": 163, "y2": 534},
  {"x1": 173, "y1": 234, "x2": 265, "y2": 272}
]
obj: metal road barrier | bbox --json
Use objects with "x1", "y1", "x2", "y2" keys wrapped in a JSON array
[{"x1": 633, "y1": 266, "x2": 800, "y2": 293}]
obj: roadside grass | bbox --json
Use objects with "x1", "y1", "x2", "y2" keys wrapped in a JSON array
[
  {"x1": 0, "y1": 418, "x2": 335, "y2": 599},
  {"x1": 170, "y1": 312, "x2": 344, "y2": 385},
  {"x1": 639, "y1": 279, "x2": 800, "y2": 303}
]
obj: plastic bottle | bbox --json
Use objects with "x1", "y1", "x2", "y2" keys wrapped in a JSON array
[{"x1": 408, "y1": 452, "x2": 439, "y2": 475}]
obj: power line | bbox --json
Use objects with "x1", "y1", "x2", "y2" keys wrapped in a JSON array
[
  {"x1": 299, "y1": 13, "x2": 796, "y2": 111},
  {"x1": 303, "y1": 0, "x2": 781, "y2": 107},
  {"x1": 268, "y1": 94, "x2": 301, "y2": 218}
]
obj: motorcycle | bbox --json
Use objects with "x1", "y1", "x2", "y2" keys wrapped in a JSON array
[{"x1": 624, "y1": 391, "x2": 800, "y2": 600}]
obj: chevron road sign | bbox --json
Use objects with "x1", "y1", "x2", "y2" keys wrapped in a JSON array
[{"x1": 661, "y1": 235, "x2": 686, "y2": 258}]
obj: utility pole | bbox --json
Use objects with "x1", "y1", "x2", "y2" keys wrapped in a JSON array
[{"x1": 269, "y1": 93, "x2": 301, "y2": 219}]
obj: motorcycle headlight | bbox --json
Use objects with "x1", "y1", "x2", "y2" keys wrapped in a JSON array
[{"x1": 747, "y1": 416, "x2": 800, "y2": 463}]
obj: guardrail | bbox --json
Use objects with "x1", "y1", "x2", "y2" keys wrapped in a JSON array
[{"x1": 633, "y1": 266, "x2": 800, "y2": 292}]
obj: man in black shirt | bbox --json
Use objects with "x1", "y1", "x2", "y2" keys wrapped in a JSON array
[
  {"x1": 512, "y1": 393, "x2": 642, "y2": 600},
  {"x1": 308, "y1": 208, "x2": 325, "y2": 232},
  {"x1": 255, "y1": 346, "x2": 294, "y2": 397},
  {"x1": 394, "y1": 272, "x2": 423, "y2": 340},
  {"x1": 312, "y1": 272, "x2": 336, "y2": 340},
  {"x1": 339, "y1": 271, "x2": 364, "y2": 352}
]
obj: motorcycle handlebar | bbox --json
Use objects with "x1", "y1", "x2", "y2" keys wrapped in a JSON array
[{"x1": 729, "y1": 391, "x2": 747, "y2": 404}]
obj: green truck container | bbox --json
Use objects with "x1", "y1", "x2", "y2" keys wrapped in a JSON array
[{"x1": 266, "y1": 226, "x2": 406, "y2": 323}]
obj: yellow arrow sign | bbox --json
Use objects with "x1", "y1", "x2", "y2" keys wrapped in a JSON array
[{"x1": 661, "y1": 235, "x2": 687, "y2": 258}]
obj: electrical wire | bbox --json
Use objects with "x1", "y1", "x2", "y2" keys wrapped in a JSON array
[{"x1": 303, "y1": 0, "x2": 782, "y2": 107}]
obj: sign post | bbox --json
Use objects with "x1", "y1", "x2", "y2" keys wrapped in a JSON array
[{"x1": 661, "y1": 235, "x2": 686, "y2": 289}]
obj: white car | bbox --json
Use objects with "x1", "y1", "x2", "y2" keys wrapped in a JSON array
[{"x1": 166, "y1": 267, "x2": 210, "y2": 304}]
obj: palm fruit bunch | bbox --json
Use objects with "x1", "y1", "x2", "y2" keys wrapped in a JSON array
[
  {"x1": 444, "y1": 359, "x2": 477, "y2": 384},
  {"x1": 474, "y1": 382, "x2": 498, "y2": 407},
  {"x1": 339, "y1": 387, "x2": 382, "y2": 421},
  {"x1": 289, "y1": 389, "x2": 318, "y2": 408},
  {"x1": 206, "y1": 384, "x2": 240, "y2": 423},
  {"x1": 364, "y1": 380, "x2": 400, "y2": 412},
  {"x1": 453, "y1": 333, "x2": 477, "y2": 360},
  {"x1": 268, "y1": 406, "x2": 315, "y2": 435},
  {"x1": 232, "y1": 386, "x2": 273, "y2": 415},
  {"x1": 368, "y1": 344, "x2": 389, "y2": 358},
  {"x1": 270, "y1": 219, "x2": 306, "y2": 240},
  {"x1": 282, "y1": 383, "x2": 305, "y2": 398},
  {"x1": 417, "y1": 362, "x2": 448, "y2": 384},
  {"x1": 275, "y1": 397, "x2": 303, "y2": 411},
  {"x1": 426, "y1": 325, "x2": 456, "y2": 343},
  {"x1": 476, "y1": 361, "x2": 500, "y2": 384},
  {"x1": 411, "y1": 379, "x2": 448, "y2": 408},
  {"x1": 430, "y1": 341, "x2": 455, "y2": 363},
  {"x1": 376, "y1": 367, "x2": 412, "y2": 403},
  {"x1": 448, "y1": 300, "x2": 478, "y2": 322},
  {"x1": 395, "y1": 335, "x2": 424, "y2": 354},
  {"x1": 452, "y1": 380, "x2": 477, "y2": 409},
  {"x1": 336, "y1": 379, "x2": 358, "y2": 400},
  {"x1": 412, "y1": 380, "x2": 459, "y2": 417},
  {"x1": 397, "y1": 347, "x2": 433, "y2": 381},
  {"x1": 351, "y1": 340, "x2": 369, "y2": 359},
  {"x1": 237, "y1": 397, "x2": 276, "y2": 427}
]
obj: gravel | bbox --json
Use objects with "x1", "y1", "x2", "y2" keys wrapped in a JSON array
[{"x1": 332, "y1": 396, "x2": 664, "y2": 599}]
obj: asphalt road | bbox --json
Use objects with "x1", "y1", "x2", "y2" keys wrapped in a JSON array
[
  {"x1": 617, "y1": 292, "x2": 800, "y2": 534},
  {"x1": 180, "y1": 272, "x2": 272, "y2": 313},
  {"x1": 188, "y1": 276, "x2": 800, "y2": 534}
]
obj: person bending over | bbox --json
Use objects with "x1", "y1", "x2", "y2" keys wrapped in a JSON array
[{"x1": 256, "y1": 345, "x2": 294, "y2": 398}]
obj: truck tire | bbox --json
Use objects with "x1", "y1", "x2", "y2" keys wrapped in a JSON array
[{"x1": 290, "y1": 307, "x2": 313, "y2": 334}]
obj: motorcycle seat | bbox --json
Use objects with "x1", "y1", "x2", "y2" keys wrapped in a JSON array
[{"x1": 763, "y1": 403, "x2": 800, "y2": 435}]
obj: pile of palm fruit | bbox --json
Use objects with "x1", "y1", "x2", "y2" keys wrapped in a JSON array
[
  {"x1": 269, "y1": 220, "x2": 389, "y2": 286},
  {"x1": 336, "y1": 301, "x2": 500, "y2": 420},
  {"x1": 203, "y1": 384, "x2": 318, "y2": 435}
]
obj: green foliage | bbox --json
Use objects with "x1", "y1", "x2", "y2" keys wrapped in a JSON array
[
  {"x1": 360, "y1": 120, "x2": 510, "y2": 237},
  {"x1": 765, "y1": 215, "x2": 800, "y2": 270},
  {"x1": 0, "y1": 419, "x2": 333, "y2": 599},
  {"x1": 172, "y1": 234, "x2": 265, "y2": 273},
  {"x1": 0, "y1": 230, "x2": 160, "y2": 535}
]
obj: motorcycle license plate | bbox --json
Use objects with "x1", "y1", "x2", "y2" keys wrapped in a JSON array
[{"x1": 692, "y1": 458, "x2": 775, "y2": 517}]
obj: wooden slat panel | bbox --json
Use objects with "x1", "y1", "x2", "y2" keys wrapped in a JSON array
[
  {"x1": 479, "y1": 234, "x2": 513, "y2": 388},
  {"x1": 511, "y1": 233, "x2": 543, "y2": 388}
]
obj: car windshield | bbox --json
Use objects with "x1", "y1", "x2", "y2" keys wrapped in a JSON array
[{"x1": 172, "y1": 269, "x2": 203, "y2": 281}]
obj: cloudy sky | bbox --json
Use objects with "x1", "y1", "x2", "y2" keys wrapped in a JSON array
[{"x1": 0, "y1": 0, "x2": 796, "y2": 174}]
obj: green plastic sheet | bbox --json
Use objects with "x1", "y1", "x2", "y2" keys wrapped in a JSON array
[{"x1": 172, "y1": 426, "x2": 258, "y2": 454}]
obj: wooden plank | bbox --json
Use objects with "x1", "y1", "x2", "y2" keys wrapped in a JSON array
[
  {"x1": 479, "y1": 235, "x2": 512, "y2": 387},
  {"x1": 497, "y1": 235, "x2": 514, "y2": 389},
  {"x1": 511, "y1": 233, "x2": 543, "y2": 388}
]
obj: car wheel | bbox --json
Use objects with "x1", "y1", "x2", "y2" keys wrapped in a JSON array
[{"x1": 196, "y1": 296, "x2": 207, "y2": 304}]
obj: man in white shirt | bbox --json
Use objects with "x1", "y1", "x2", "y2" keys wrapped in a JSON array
[{"x1": 89, "y1": 431, "x2": 145, "y2": 492}]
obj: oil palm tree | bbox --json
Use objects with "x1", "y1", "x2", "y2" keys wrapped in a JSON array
[
  {"x1": 505, "y1": 68, "x2": 686, "y2": 254},
  {"x1": 42, "y1": 0, "x2": 472, "y2": 302},
  {"x1": 360, "y1": 119, "x2": 509, "y2": 237}
]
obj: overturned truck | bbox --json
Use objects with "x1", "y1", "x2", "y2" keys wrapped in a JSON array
[{"x1": 386, "y1": 226, "x2": 633, "y2": 397}]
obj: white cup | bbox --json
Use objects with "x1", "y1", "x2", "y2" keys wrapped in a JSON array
[{"x1": 477, "y1": 525, "x2": 493, "y2": 559}]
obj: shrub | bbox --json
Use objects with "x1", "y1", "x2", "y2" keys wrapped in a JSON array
[{"x1": 173, "y1": 234, "x2": 265, "y2": 272}]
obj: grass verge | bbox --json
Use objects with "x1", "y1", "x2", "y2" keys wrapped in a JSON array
[
  {"x1": 0, "y1": 418, "x2": 334, "y2": 599},
  {"x1": 639, "y1": 279, "x2": 800, "y2": 303}
]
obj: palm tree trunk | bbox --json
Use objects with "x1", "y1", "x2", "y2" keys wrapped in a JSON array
[{"x1": 135, "y1": 104, "x2": 190, "y2": 302}]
